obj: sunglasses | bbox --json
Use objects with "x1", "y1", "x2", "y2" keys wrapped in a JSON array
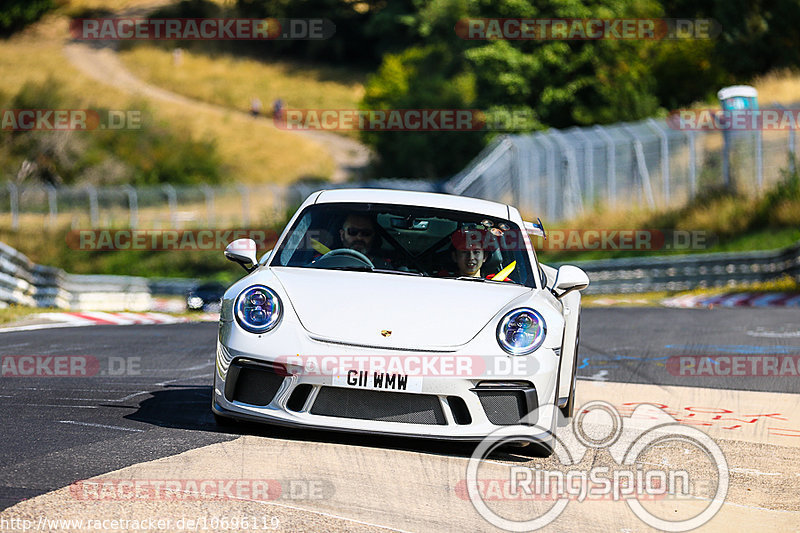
[{"x1": 346, "y1": 227, "x2": 374, "y2": 237}]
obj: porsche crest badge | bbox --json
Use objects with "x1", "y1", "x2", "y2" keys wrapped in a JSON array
[{"x1": 381, "y1": 330, "x2": 392, "y2": 337}]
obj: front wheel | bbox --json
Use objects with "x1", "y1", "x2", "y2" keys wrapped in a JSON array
[{"x1": 519, "y1": 437, "x2": 555, "y2": 458}]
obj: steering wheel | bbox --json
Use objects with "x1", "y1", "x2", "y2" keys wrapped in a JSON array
[{"x1": 313, "y1": 248, "x2": 374, "y2": 269}]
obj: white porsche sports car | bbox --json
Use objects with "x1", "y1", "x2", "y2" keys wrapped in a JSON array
[{"x1": 212, "y1": 189, "x2": 588, "y2": 453}]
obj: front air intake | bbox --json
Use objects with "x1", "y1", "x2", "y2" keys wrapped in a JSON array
[
  {"x1": 473, "y1": 382, "x2": 537, "y2": 425},
  {"x1": 225, "y1": 359, "x2": 286, "y2": 407}
]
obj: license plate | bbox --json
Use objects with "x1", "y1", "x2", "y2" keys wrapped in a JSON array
[{"x1": 332, "y1": 370, "x2": 422, "y2": 392}]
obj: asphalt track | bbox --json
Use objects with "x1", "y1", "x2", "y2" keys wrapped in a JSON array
[{"x1": 0, "y1": 308, "x2": 799, "y2": 531}]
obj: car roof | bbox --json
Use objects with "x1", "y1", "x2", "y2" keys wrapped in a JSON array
[{"x1": 314, "y1": 188, "x2": 510, "y2": 219}]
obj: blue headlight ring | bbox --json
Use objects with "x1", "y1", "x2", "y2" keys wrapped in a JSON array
[
  {"x1": 496, "y1": 308, "x2": 547, "y2": 356},
  {"x1": 235, "y1": 285, "x2": 283, "y2": 333}
]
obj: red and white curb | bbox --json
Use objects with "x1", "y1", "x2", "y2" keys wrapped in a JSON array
[
  {"x1": 663, "y1": 292, "x2": 800, "y2": 308},
  {"x1": 0, "y1": 312, "x2": 218, "y2": 333}
]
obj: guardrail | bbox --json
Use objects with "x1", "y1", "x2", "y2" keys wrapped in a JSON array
[
  {"x1": 561, "y1": 239, "x2": 800, "y2": 294},
  {"x1": 4, "y1": 237, "x2": 799, "y2": 307},
  {"x1": 0, "y1": 242, "x2": 161, "y2": 311}
]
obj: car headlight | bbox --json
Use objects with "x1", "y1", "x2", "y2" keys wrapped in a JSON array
[
  {"x1": 234, "y1": 285, "x2": 282, "y2": 333},
  {"x1": 496, "y1": 308, "x2": 546, "y2": 355}
]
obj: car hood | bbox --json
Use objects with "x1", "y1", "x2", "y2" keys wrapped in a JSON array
[{"x1": 271, "y1": 267, "x2": 532, "y2": 349}]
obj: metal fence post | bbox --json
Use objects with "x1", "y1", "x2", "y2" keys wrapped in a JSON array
[
  {"x1": 536, "y1": 133, "x2": 558, "y2": 220},
  {"x1": 515, "y1": 137, "x2": 537, "y2": 217},
  {"x1": 123, "y1": 185, "x2": 138, "y2": 228},
  {"x1": 572, "y1": 127, "x2": 595, "y2": 205},
  {"x1": 756, "y1": 125, "x2": 763, "y2": 192},
  {"x1": 7, "y1": 182, "x2": 19, "y2": 230},
  {"x1": 623, "y1": 125, "x2": 656, "y2": 209},
  {"x1": 646, "y1": 118, "x2": 670, "y2": 206},
  {"x1": 687, "y1": 131, "x2": 697, "y2": 200},
  {"x1": 162, "y1": 184, "x2": 178, "y2": 228},
  {"x1": 593, "y1": 126, "x2": 616, "y2": 205},
  {"x1": 551, "y1": 129, "x2": 583, "y2": 218},
  {"x1": 86, "y1": 185, "x2": 99, "y2": 227},
  {"x1": 775, "y1": 103, "x2": 796, "y2": 175},
  {"x1": 46, "y1": 184, "x2": 57, "y2": 227}
]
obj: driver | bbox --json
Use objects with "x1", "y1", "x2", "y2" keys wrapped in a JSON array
[
  {"x1": 339, "y1": 213, "x2": 394, "y2": 269},
  {"x1": 340, "y1": 213, "x2": 377, "y2": 256}
]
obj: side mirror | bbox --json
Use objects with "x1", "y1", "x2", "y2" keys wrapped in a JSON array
[
  {"x1": 224, "y1": 239, "x2": 258, "y2": 272},
  {"x1": 553, "y1": 265, "x2": 589, "y2": 299}
]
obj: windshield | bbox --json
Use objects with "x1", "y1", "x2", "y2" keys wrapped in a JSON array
[{"x1": 269, "y1": 202, "x2": 537, "y2": 288}]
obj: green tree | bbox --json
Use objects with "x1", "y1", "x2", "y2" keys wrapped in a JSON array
[
  {"x1": 0, "y1": 0, "x2": 54, "y2": 36},
  {"x1": 363, "y1": 0, "x2": 666, "y2": 177}
]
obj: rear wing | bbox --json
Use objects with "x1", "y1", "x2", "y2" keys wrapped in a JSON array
[{"x1": 523, "y1": 218, "x2": 546, "y2": 240}]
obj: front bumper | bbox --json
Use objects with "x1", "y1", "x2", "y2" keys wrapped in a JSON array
[{"x1": 213, "y1": 327, "x2": 560, "y2": 440}]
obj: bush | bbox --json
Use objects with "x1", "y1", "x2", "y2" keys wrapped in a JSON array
[{"x1": 754, "y1": 162, "x2": 800, "y2": 227}]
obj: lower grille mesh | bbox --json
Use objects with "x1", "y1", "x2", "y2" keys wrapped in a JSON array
[
  {"x1": 229, "y1": 366, "x2": 285, "y2": 406},
  {"x1": 477, "y1": 390, "x2": 526, "y2": 425},
  {"x1": 311, "y1": 387, "x2": 446, "y2": 425}
]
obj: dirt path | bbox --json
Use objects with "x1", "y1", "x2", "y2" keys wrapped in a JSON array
[{"x1": 62, "y1": 6, "x2": 371, "y2": 183}]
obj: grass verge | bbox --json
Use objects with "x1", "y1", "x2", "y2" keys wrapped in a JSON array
[
  {"x1": 0, "y1": 305, "x2": 52, "y2": 325},
  {"x1": 118, "y1": 45, "x2": 366, "y2": 120},
  {"x1": 0, "y1": 12, "x2": 334, "y2": 184}
]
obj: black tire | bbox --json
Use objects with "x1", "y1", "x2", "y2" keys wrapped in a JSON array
[{"x1": 520, "y1": 437, "x2": 554, "y2": 458}]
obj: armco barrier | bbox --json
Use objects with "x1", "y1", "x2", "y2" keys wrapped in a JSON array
[
  {"x1": 0, "y1": 242, "x2": 155, "y2": 311},
  {"x1": 62, "y1": 274, "x2": 151, "y2": 311},
  {"x1": 3, "y1": 238, "x2": 799, "y2": 307},
  {"x1": 563, "y1": 239, "x2": 800, "y2": 294}
]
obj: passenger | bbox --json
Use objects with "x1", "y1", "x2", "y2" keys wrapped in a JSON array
[{"x1": 450, "y1": 228, "x2": 487, "y2": 278}]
